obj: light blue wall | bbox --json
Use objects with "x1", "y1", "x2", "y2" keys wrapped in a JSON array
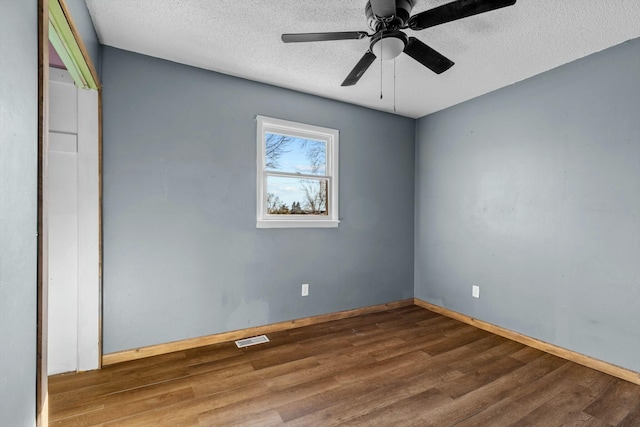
[
  {"x1": 0, "y1": 1, "x2": 38, "y2": 425},
  {"x1": 101, "y1": 47, "x2": 415, "y2": 353},
  {"x1": 415, "y1": 38, "x2": 640, "y2": 372},
  {"x1": 64, "y1": 0, "x2": 101, "y2": 76}
]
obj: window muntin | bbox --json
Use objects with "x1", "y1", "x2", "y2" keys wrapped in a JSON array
[{"x1": 257, "y1": 116, "x2": 339, "y2": 228}]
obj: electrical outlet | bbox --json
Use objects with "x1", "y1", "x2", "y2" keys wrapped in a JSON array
[
  {"x1": 472, "y1": 285, "x2": 480, "y2": 298},
  {"x1": 301, "y1": 283, "x2": 309, "y2": 296}
]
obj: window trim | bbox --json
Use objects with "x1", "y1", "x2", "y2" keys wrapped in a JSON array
[{"x1": 256, "y1": 115, "x2": 339, "y2": 228}]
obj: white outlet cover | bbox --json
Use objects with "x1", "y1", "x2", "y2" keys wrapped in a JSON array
[
  {"x1": 472, "y1": 285, "x2": 480, "y2": 298},
  {"x1": 302, "y1": 283, "x2": 309, "y2": 296}
]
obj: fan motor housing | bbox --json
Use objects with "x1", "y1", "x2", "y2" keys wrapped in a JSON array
[{"x1": 366, "y1": 0, "x2": 417, "y2": 31}]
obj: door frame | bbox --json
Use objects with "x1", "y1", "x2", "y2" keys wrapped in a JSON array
[{"x1": 37, "y1": 0, "x2": 102, "y2": 425}]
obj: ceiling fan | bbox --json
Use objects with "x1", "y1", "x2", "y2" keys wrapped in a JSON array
[{"x1": 282, "y1": 0, "x2": 517, "y2": 86}]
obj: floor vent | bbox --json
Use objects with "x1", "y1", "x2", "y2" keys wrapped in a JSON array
[{"x1": 235, "y1": 335, "x2": 270, "y2": 348}]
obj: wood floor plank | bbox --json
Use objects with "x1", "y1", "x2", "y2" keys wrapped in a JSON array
[
  {"x1": 283, "y1": 377, "x2": 445, "y2": 427},
  {"x1": 510, "y1": 345, "x2": 548, "y2": 363},
  {"x1": 419, "y1": 374, "x2": 524, "y2": 426},
  {"x1": 48, "y1": 370, "x2": 113, "y2": 394},
  {"x1": 103, "y1": 383, "x2": 271, "y2": 426},
  {"x1": 452, "y1": 356, "x2": 572, "y2": 426},
  {"x1": 436, "y1": 354, "x2": 525, "y2": 399},
  {"x1": 49, "y1": 365, "x2": 193, "y2": 408},
  {"x1": 422, "y1": 327, "x2": 491, "y2": 356},
  {"x1": 49, "y1": 306, "x2": 640, "y2": 426},
  {"x1": 453, "y1": 397, "x2": 529, "y2": 427},
  {"x1": 275, "y1": 379, "x2": 377, "y2": 422},
  {"x1": 53, "y1": 387, "x2": 196, "y2": 426},
  {"x1": 313, "y1": 336, "x2": 406, "y2": 365},
  {"x1": 249, "y1": 344, "x2": 313, "y2": 370},
  {"x1": 584, "y1": 379, "x2": 640, "y2": 425},
  {"x1": 338, "y1": 388, "x2": 452, "y2": 427},
  {"x1": 275, "y1": 355, "x2": 458, "y2": 423},
  {"x1": 618, "y1": 402, "x2": 640, "y2": 427},
  {"x1": 332, "y1": 350, "x2": 431, "y2": 385},
  {"x1": 191, "y1": 357, "x2": 319, "y2": 396},
  {"x1": 448, "y1": 339, "x2": 524, "y2": 373},
  {"x1": 510, "y1": 386, "x2": 600, "y2": 426},
  {"x1": 198, "y1": 376, "x2": 340, "y2": 425},
  {"x1": 263, "y1": 352, "x2": 375, "y2": 391},
  {"x1": 199, "y1": 408, "x2": 283, "y2": 427}
]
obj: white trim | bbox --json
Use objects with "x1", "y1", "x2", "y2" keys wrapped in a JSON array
[
  {"x1": 256, "y1": 115, "x2": 339, "y2": 228},
  {"x1": 257, "y1": 219, "x2": 340, "y2": 229}
]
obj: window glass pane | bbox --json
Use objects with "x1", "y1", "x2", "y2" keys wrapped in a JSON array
[
  {"x1": 266, "y1": 175, "x2": 328, "y2": 215},
  {"x1": 265, "y1": 132, "x2": 326, "y2": 176}
]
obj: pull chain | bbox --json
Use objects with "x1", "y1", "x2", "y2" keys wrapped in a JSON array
[
  {"x1": 380, "y1": 37, "x2": 383, "y2": 99},
  {"x1": 393, "y1": 58, "x2": 396, "y2": 113}
]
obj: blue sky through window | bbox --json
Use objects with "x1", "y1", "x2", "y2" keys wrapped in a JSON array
[
  {"x1": 265, "y1": 133, "x2": 326, "y2": 175},
  {"x1": 265, "y1": 133, "x2": 327, "y2": 210}
]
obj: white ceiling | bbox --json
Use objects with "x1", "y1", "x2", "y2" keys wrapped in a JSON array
[{"x1": 86, "y1": 0, "x2": 640, "y2": 119}]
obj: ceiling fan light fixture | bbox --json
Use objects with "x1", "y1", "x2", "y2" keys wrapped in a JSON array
[
  {"x1": 371, "y1": 36, "x2": 406, "y2": 60},
  {"x1": 370, "y1": 30, "x2": 408, "y2": 60}
]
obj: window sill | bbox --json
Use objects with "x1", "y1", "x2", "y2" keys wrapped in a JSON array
[{"x1": 257, "y1": 219, "x2": 340, "y2": 229}]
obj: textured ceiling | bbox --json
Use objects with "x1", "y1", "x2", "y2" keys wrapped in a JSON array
[{"x1": 86, "y1": 0, "x2": 640, "y2": 118}]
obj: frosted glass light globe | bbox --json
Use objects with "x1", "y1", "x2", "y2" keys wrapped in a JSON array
[{"x1": 371, "y1": 36, "x2": 405, "y2": 60}]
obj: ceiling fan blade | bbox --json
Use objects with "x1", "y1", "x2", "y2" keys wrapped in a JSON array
[
  {"x1": 370, "y1": 0, "x2": 396, "y2": 18},
  {"x1": 282, "y1": 32, "x2": 369, "y2": 43},
  {"x1": 409, "y1": 0, "x2": 516, "y2": 31},
  {"x1": 404, "y1": 37, "x2": 454, "y2": 74},
  {"x1": 341, "y1": 51, "x2": 377, "y2": 86}
]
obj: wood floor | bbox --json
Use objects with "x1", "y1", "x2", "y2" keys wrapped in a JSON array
[{"x1": 49, "y1": 306, "x2": 640, "y2": 426}]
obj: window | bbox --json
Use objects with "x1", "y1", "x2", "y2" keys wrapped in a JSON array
[{"x1": 257, "y1": 115, "x2": 339, "y2": 228}]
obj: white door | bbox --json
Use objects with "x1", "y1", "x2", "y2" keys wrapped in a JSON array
[{"x1": 48, "y1": 68, "x2": 100, "y2": 375}]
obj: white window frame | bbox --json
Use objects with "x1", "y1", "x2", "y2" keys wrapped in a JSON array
[{"x1": 256, "y1": 115, "x2": 339, "y2": 228}]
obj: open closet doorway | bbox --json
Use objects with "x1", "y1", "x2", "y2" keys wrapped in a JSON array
[{"x1": 38, "y1": 0, "x2": 102, "y2": 424}]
